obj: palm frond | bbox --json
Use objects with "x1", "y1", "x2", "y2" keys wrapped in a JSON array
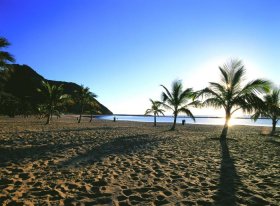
[
  {"x1": 202, "y1": 98, "x2": 224, "y2": 109},
  {"x1": 157, "y1": 109, "x2": 165, "y2": 116},
  {"x1": 179, "y1": 87, "x2": 193, "y2": 104},
  {"x1": 0, "y1": 51, "x2": 15, "y2": 63},
  {"x1": 251, "y1": 111, "x2": 262, "y2": 122},
  {"x1": 161, "y1": 92, "x2": 170, "y2": 102},
  {"x1": 0, "y1": 38, "x2": 15, "y2": 67},
  {"x1": 199, "y1": 87, "x2": 225, "y2": 104},
  {"x1": 161, "y1": 102, "x2": 174, "y2": 111},
  {"x1": 171, "y1": 80, "x2": 182, "y2": 103},
  {"x1": 178, "y1": 107, "x2": 196, "y2": 122},
  {"x1": 219, "y1": 66, "x2": 229, "y2": 85},
  {"x1": 240, "y1": 79, "x2": 271, "y2": 96},
  {"x1": 145, "y1": 109, "x2": 152, "y2": 115},
  {"x1": 149, "y1": 98, "x2": 155, "y2": 104},
  {"x1": 160, "y1": 84, "x2": 173, "y2": 102},
  {"x1": 187, "y1": 100, "x2": 202, "y2": 108},
  {"x1": 231, "y1": 66, "x2": 245, "y2": 88},
  {"x1": 233, "y1": 94, "x2": 261, "y2": 114},
  {"x1": 209, "y1": 82, "x2": 226, "y2": 94},
  {"x1": 0, "y1": 37, "x2": 11, "y2": 48}
]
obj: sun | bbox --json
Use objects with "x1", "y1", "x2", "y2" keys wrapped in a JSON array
[
  {"x1": 227, "y1": 118, "x2": 233, "y2": 127},
  {"x1": 224, "y1": 117, "x2": 234, "y2": 127}
]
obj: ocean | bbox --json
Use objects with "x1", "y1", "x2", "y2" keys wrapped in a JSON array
[{"x1": 96, "y1": 115, "x2": 279, "y2": 127}]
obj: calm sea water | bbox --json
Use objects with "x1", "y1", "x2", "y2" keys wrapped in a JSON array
[{"x1": 96, "y1": 115, "x2": 279, "y2": 127}]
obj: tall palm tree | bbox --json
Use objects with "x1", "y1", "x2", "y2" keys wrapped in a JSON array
[
  {"x1": 252, "y1": 87, "x2": 280, "y2": 135},
  {"x1": 161, "y1": 80, "x2": 197, "y2": 131},
  {"x1": 37, "y1": 81, "x2": 67, "y2": 124},
  {"x1": 199, "y1": 59, "x2": 271, "y2": 141},
  {"x1": 145, "y1": 99, "x2": 165, "y2": 126},
  {"x1": 74, "y1": 85, "x2": 97, "y2": 123},
  {"x1": 0, "y1": 37, "x2": 15, "y2": 68}
]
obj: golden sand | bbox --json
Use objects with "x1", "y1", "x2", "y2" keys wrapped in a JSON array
[{"x1": 0, "y1": 116, "x2": 279, "y2": 205}]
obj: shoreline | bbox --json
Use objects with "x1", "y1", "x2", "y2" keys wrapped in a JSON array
[
  {"x1": 0, "y1": 115, "x2": 277, "y2": 129},
  {"x1": 92, "y1": 114, "x2": 274, "y2": 119},
  {"x1": 87, "y1": 115, "x2": 280, "y2": 128},
  {"x1": 0, "y1": 115, "x2": 278, "y2": 129}
]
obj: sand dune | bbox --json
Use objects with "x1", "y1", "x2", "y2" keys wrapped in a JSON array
[{"x1": 0, "y1": 117, "x2": 279, "y2": 205}]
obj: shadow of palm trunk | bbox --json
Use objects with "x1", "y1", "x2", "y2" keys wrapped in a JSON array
[
  {"x1": 59, "y1": 134, "x2": 163, "y2": 167},
  {"x1": 214, "y1": 140, "x2": 241, "y2": 205}
]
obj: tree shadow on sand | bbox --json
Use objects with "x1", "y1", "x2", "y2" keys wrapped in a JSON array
[
  {"x1": 59, "y1": 134, "x2": 164, "y2": 168},
  {"x1": 0, "y1": 126, "x2": 118, "y2": 135},
  {"x1": 0, "y1": 128, "x2": 166, "y2": 168},
  {"x1": 214, "y1": 139, "x2": 242, "y2": 206},
  {"x1": 0, "y1": 142, "x2": 85, "y2": 166},
  {"x1": 266, "y1": 139, "x2": 280, "y2": 146}
]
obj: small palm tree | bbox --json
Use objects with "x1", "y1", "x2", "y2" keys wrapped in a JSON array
[
  {"x1": 199, "y1": 59, "x2": 270, "y2": 141},
  {"x1": 161, "y1": 80, "x2": 197, "y2": 130},
  {"x1": 252, "y1": 87, "x2": 280, "y2": 135},
  {"x1": 88, "y1": 100, "x2": 102, "y2": 122},
  {"x1": 74, "y1": 85, "x2": 97, "y2": 123},
  {"x1": 37, "y1": 81, "x2": 67, "y2": 124},
  {"x1": 145, "y1": 99, "x2": 165, "y2": 126},
  {"x1": 0, "y1": 37, "x2": 15, "y2": 68}
]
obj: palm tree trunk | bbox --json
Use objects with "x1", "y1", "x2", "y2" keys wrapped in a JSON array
[
  {"x1": 271, "y1": 118, "x2": 277, "y2": 135},
  {"x1": 221, "y1": 111, "x2": 231, "y2": 141},
  {"x1": 154, "y1": 113, "x2": 156, "y2": 127},
  {"x1": 221, "y1": 123, "x2": 228, "y2": 141},
  {"x1": 78, "y1": 113, "x2": 82, "y2": 123},
  {"x1": 46, "y1": 111, "x2": 51, "y2": 124},
  {"x1": 78, "y1": 104, "x2": 83, "y2": 123},
  {"x1": 50, "y1": 108, "x2": 53, "y2": 121},
  {"x1": 90, "y1": 113, "x2": 93, "y2": 122},
  {"x1": 171, "y1": 112, "x2": 177, "y2": 131}
]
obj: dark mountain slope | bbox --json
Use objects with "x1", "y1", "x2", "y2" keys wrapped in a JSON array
[{"x1": 0, "y1": 64, "x2": 112, "y2": 115}]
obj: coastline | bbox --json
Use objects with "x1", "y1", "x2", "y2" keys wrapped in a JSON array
[{"x1": 92, "y1": 114, "x2": 280, "y2": 128}]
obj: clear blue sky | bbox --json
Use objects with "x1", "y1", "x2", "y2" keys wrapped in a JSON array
[{"x1": 1, "y1": 0, "x2": 280, "y2": 115}]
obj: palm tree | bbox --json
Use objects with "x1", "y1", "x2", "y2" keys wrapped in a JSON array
[
  {"x1": 88, "y1": 100, "x2": 102, "y2": 122},
  {"x1": 252, "y1": 87, "x2": 280, "y2": 135},
  {"x1": 74, "y1": 85, "x2": 97, "y2": 123},
  {"x1": 37, "y1": 81, "x2": 67, "y2": 124},
  {"x1": 0, "y1": 38, "x2": 15, "y2": 99},
  {"x1": 0, "y1": 37, "x2": 15, "y2": 68},
  {"x1": 161, "y1": 80, "x2": 197, "y2": 130},
  {"x1": 199, "y1": 59, "x2": 271, "y2": 141},
  {"x1": 145, "y1": 99, "x2": 165, "y2": 126}
]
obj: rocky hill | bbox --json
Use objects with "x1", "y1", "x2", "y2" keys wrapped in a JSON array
[{"x1": 0, "y1": 64, "x2": 112, "y2": 115}]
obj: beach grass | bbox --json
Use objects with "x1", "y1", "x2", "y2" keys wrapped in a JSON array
[{"x1": 0, "y1": 116, "x2": 279, "y2": 205}]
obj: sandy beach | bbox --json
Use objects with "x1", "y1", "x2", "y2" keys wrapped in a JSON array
[{"x1": 0, "y1": 116, "x2": 279, "y2": 205}]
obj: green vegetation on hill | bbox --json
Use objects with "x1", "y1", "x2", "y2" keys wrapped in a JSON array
[{"x1": 0, "y1": 64, "x2": 112, "y2": 116}]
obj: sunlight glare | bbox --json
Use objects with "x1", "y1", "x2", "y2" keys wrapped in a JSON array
[
  {"x1": 226, "y1": 83, "x2": 231, "y2": 89},
  {"x1": 243, "y1": 59, "x2": 265, "y2": 81},
  {"x1": 224, "y1": 117, "x2": 237, "y2": 127},
  {"x1": 183, "y1": 56, "x2": 227, "y2": 90},
  {"x1": 227, "y1": 118, "x2": 233, "y2": 127}
]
